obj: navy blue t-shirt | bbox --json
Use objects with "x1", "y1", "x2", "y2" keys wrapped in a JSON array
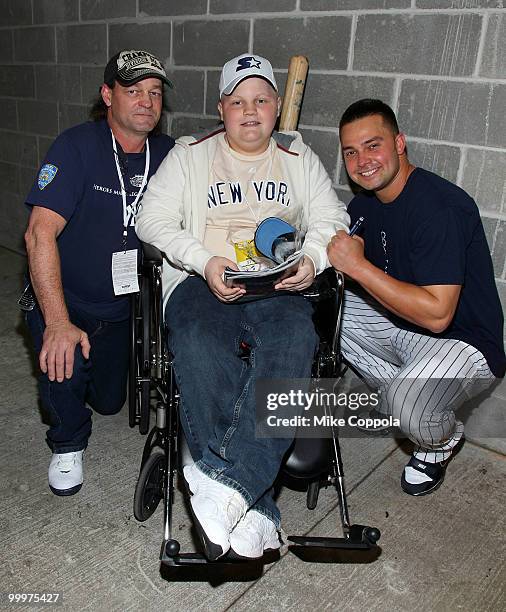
[
  {"x1": 348, "y1": 168, "x2": 506, "y2": 377},
  {"x1": 26, "y1": 119, "x2": 174, "y2": 321}
]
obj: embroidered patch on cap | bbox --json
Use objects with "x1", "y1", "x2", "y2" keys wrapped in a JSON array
[{"x1": 38, "y1": 164, "x2": 58, "y2": 190}]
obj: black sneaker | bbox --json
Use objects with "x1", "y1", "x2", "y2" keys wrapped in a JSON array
[{"x1": 401, "y1": 455, "x2": 448, "y2": 496}]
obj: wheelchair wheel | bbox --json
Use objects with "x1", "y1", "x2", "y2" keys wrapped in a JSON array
[
  {"x1": 133, "y1": 452, "x2": 165, "y2": 522},
  {"x1": 138, "y1": 278, "x2": 151, "y2": 434}
]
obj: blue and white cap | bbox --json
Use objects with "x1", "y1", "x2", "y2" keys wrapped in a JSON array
[
  {"x1": 254, "y1": 217, "x2": 296, "y2": 261},
  {"x1": 219, "y1": 53, "x2": 278, "y2": 97}
]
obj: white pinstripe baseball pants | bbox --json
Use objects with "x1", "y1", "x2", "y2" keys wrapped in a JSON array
[{"x1": 340, "y1": 287, "x2": 495, "y2": 462}]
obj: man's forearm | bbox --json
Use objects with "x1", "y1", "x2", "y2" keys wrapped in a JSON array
[
  {"x1": 26, "y1": 233, "x2": 69, "y2": 326},
  {"x1": 352, "y1": 260, "x2": 456, "y2": 333}
]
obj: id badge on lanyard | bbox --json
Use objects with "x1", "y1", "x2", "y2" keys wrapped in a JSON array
[{"x1": 110, "y1": 130, "x2": 150, "y2": 295}]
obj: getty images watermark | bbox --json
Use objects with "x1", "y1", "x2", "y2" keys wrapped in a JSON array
[{"x1": 255, "y1": 378, "x2": 400, "y2": 438}]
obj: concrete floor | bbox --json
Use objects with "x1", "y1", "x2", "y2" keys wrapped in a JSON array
[{"x1": 0, "y1": 247, "x2": 504, "y2": 612}]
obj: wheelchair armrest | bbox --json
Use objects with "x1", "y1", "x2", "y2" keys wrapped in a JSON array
[
  {"x1": 142, "y1": 242, "x2": 163, "y2": 265},
  {"x1": 302, "y1": 267, "x2": 337, "y2": 302}
]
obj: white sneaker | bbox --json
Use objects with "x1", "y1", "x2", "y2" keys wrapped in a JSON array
[
  {"x1": 229, "y1": 510, "x2": 281, "y2": 559},
  {"x1": 183, "y1": 464, "x2": 247, "y2": 560},
  {"x1": 48, "y1": 451, "x2": 84, "y2": 496}
]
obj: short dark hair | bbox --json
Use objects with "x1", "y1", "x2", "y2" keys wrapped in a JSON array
[
  {"x1": 89, "y1": 84, "x2": 111, "y2": 122},
  {"x1": 339, "y1": 99, "x2": 399, "y2": 135}
]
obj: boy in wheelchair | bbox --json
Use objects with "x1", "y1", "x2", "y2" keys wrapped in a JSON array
[{"x1": 136, "y1": 53, "x2": 349, "y2": 561}]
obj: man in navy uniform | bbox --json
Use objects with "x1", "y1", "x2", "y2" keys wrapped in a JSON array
[{"x1": 24, "y1": 50, "x2": 175, "y2": 496}]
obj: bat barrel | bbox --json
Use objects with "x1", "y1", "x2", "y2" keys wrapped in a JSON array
[{"x1": 279, "y1": 55, "x2": 309, "y2": 131}]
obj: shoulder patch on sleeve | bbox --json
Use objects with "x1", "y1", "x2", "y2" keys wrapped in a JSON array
[{"x1": 38, "y1": 164, "x2": 58, "y2": 190}]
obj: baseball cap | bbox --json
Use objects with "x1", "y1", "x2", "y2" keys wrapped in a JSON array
[
  {"x1": 103, "y1": 49, "x2": 173, "y2": 88},
  {"x1": 219, "y1": 53, "x2": 277, "y2": 97},
  {"x1": 254, "y1": 217, "x2": 297, "y2": 262}
]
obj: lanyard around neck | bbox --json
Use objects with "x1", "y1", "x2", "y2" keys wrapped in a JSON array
[{"x1": 111, "y1": 129, "x2": 150, "y2": 242}]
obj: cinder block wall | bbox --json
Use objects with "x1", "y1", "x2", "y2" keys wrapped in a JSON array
[
  {"x1": 0, "y1": 1, "x2": 504, "y2": 304},
  {"x1": 0, "y1": 0, "x2": 504, "y2": 432}
]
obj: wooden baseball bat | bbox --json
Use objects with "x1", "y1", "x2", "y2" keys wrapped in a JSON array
[{"x1": 279, "y1": 55, "x2": 309, "y2": 131}]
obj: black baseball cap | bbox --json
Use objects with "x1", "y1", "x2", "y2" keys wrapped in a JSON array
[{"x1": 103, "y1": 49, "x2": 173, "y2": 88}]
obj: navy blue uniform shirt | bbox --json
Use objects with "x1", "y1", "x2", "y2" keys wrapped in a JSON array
[{"x1": 26, "y1": 119, "x2": 174, "y2": 321}]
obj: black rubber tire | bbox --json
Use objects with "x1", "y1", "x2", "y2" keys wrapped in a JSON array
[
  {"x1": 133, "y1": 452, "x2": 165, "y2": 522},
  {"x1": 128, "y1": 292, "x2": 139, "y2": 428},
  {"x1": 306, "y1": 480, "x2": 320, "y2": 510}
]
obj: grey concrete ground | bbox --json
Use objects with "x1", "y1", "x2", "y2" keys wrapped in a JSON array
[{"x1": 1, "y1": 247, "x2": 504, "y2": 612}]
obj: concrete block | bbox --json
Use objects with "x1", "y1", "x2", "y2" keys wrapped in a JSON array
[
  {"x1": 170, "y1": 116, "x2": 222, "y2": 139},
  {"x1": 173, "y1": 20, "x2": 249, "y2": 67},
  {"x1": 13, "y1": 26, "x2": 56, "y2": 63},
  {"x1": 81, "y1": 0, "x2": 136, "y2": 20},
  {"x1": 0, "y1": 132, "x2": 38, "y2": 167},
  {"x1": 254, "y1": 16, "x2": 351, "y2": 70},
  {"x1": 0, "y1": 65, "x2": 34, "y2": 98},
  {"x1": 17, "y1": 100, "x2": 58, "y2": 137},
  {"x1": 0, "y1": 0, "x2": 32, "y2": 26},
  {"x1": 19, "y1": 165, "x2": 36, "y2": 197},
  {"x1": 108, "y1": 23, "x2": 171, "y2": 65},
  {"x1": 417, "y1": 0, "x2": 504, "y2": 8},
  {"x1": 81, "y1": 66, "x2": 104, "y2": 106},
  {"x1": 165, "y1": 70, "x2": 205, "y2": 114},
  {"x1": 0, "y1": 30, "x2": 13, "y2": 62},
  {"x1": 298, "y1": 128, "x2": 339, "y2": 181},
  {"x1": 479, "y1": 14, "x2": 506, "y2": 79},
  {"x1": 301, "y1": 0, "x2": 410, "y2": 7},
  {"x1": 58, "y1": 104, "x2": 89, "y2": 133},
  {"x1": 481, "y1": 217, "x2": 506, "y2": 279},
  {"x1": 0, "y1": 162, "x2": 19, "y2": 193},
  {"x1": 398, "y1": 80, "x2": 506, "y2": 149},
  {"x1": 33, "y1": 0, "x2": 79, "y2": 24},
  {"x1": 354, "y1": 14, "x2": 482, "y2": 77},
  {"x1": 205, "y1": 70, "x2": 221, "y2": 115},
  {"x1": 462, "y1": 148, "x2": 506, "y2": 215},
  {"x1": 406, "y1": 141, "x2": 461, "y2": 184},
  {"x1": 0, "y1": 99, "x2": 17, "y2": 130},
  {"x1": 464, "y1": 393, "x2": 506, "y2": 454},
  {"x1": 38, "y1": 136, "x2": 54, "y2": 165},
  {"x1": 35, "y1": 65, "x2": 81, "y2": 104},
  {"x1": 56, "y1": 24, "x2": 107, "y2": 65},
  {"x1": 211, "y1": 0, "x2": 296, "y2": 12},
  {"x1": 140, "y1": 0, "x2": 207, "y2": 15},
  {"x1": 0, "y1": 194, "x2": 29, "y2": 251},
  {"x1": 299, "y1": 73, "x2": 395, "y2": 128}
]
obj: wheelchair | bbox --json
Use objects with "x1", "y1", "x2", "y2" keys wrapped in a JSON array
[{"x1": 129, "y1": 244, "x2": 381, "y2": 567}]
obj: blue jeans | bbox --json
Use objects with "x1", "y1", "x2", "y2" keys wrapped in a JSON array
[
  {"x1": 25, "y1": 304, "x2": 130, "y2": 453},
  {"x1": 165, "y1": 277, "x2": 318, "y2": 527}
]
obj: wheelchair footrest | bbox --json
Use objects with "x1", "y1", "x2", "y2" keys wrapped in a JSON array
[
  {"x1": 288, "y1": 524, "x2": 381, "y2": 551},
  {"x1": 161, "y1": 552, "x2": 215, "y2": 566}
]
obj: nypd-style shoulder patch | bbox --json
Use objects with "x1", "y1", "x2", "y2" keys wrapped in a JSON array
[{"x1": 38, "y1": 164, "x2": 58, "y2": 190}]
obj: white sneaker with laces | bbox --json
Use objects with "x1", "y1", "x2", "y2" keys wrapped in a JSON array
[
  {"x1": 48, "y1": 451, "x2": 84, "y2": 496},
  {"x1": 229, "y1": 510, "x2": 281, "y2": 559},
  {"x1": 183, "y1": 464, "x2": 247, "y2": 560}
]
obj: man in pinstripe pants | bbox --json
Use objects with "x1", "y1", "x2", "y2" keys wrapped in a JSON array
[{"x1": 327, "y1": 99, "x2": 505, "y2": 496}]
